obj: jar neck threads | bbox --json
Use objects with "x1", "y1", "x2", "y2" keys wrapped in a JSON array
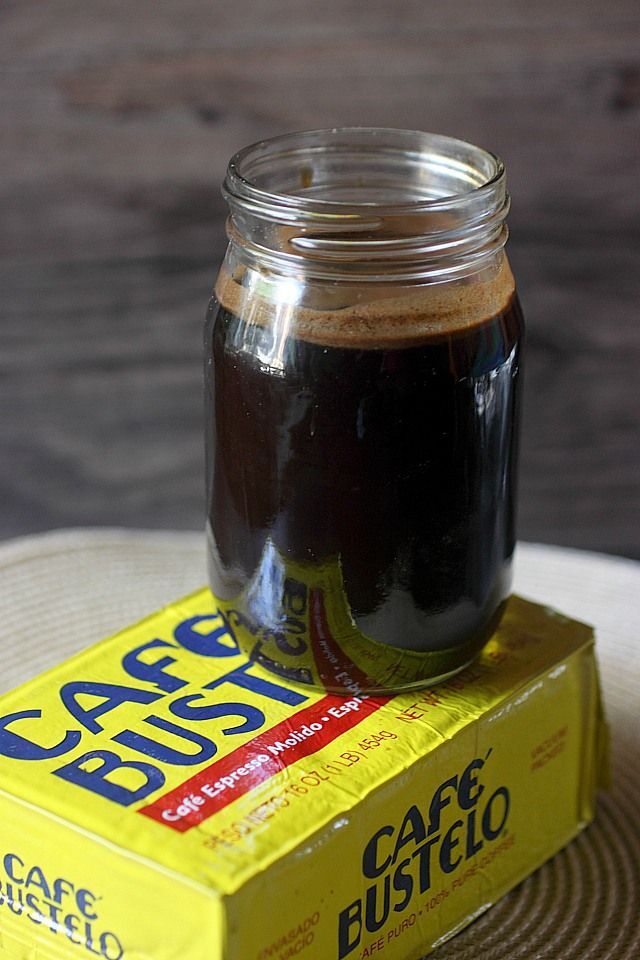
[{"x1": 222, "y1": 128, "x2": 510, "y2": 282}]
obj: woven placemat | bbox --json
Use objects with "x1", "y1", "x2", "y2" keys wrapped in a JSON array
[{"x1": 0, "y1": 529, "x2": 638, "y2": 959}]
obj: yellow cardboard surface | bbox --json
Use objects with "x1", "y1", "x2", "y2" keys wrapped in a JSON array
[{"x1": 0, "y1": 590, "x2": 607, "y2": 960}]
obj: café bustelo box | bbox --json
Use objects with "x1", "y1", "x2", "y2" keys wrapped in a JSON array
[{"x1": 0, "y1": 588, "x2": 607, "y2": 960}]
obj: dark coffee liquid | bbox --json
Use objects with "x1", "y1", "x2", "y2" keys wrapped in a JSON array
[{"x1": 205, "y1": 294, "x2": 523, "y2": 655}]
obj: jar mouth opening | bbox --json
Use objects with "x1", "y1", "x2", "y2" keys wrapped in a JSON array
[
  {"x1": 222, "y1": 128, "x2": 510, "y2": 281},
  {"x1": 224, "y1": 127, "x2": 504, "y2": 217}
]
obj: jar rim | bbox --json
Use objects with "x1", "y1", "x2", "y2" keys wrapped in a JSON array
[
  {"x1": 224, "y1": 127, "x2": 505, "y2": 217},
  {"x1": 221, "y1": 128, "x2": 510, "y2": 281}
]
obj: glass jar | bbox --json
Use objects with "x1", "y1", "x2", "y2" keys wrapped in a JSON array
[{"x1": 205, "y1": 128, "x2": 524, "y2": 694}]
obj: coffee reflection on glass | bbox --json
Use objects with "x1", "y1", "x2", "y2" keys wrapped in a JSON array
[{"x1": 205, "y1": 129, "x2": 524, "y2": 694}]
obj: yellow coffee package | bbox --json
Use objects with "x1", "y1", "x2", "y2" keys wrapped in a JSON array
[{"x1": 0, "y1": 590, "x2": 607, "y2": 960}]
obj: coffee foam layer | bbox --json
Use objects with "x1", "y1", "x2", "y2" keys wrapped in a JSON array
[{"x1": 215, "y1": 255, "x2": 516, "y2": 349}]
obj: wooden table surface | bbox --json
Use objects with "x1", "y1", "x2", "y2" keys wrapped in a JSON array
[{"x1": 1, "y1": 1, "x2": 638, "y2": 557}]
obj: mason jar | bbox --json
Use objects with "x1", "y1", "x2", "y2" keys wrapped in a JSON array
[{"x1": 205, "y1": 128, "x2": 524, "y2": 694}]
